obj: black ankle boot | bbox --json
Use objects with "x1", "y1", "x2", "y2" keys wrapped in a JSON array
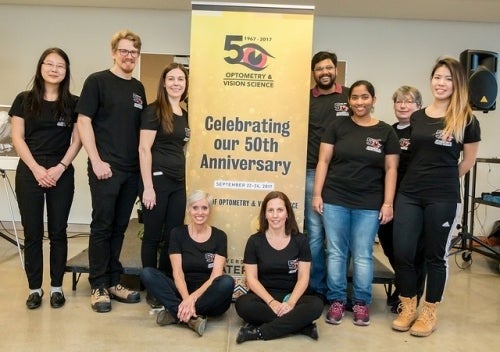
[
  {"x1": 299, "y1": 323, "x2": 319, "y2": 340},
  {"x1": 236, "y1": 326, "x2": 263, "y2": 344}
]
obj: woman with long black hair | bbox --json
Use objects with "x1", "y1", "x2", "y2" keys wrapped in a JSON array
[{"x1": 10, "y1": 47, "x2": 81, "y2": 309}]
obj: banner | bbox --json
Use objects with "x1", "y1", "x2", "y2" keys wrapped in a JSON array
[{"x1": 188, "y1": 2, "x2": 314, "y2": 297}]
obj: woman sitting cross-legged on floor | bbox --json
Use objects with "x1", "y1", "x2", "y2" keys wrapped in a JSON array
[
  {"x1": 140, "y1": 190, "x2": 234, "y2": 336},
  {"x1": 235, "y1": 191, "x2": 324, "y2": 343}
]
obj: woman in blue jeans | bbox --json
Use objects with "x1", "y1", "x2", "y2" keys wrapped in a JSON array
[
  {"x1": 313, "y1": 80, "x2": 400, "y2": 326},
  {"x1": 140, "y1": 190, "x2": 234, "y2": 336}
]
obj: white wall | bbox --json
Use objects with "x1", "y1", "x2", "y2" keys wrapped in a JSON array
[{"x1": 0, "y1": 5, "x2": 499, "y2": 234}]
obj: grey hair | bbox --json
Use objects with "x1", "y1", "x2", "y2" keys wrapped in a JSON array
[{"x1": 392, "y1": 85, "x2": 423, "y2": 108}]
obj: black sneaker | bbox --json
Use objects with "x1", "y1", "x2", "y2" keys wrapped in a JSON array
[
  {"x1": 300, "y1": 322, "x2": 319, "y2": 340},
  {"x1": 387, "y1": 290, "x2": 400, "y2": 307}
]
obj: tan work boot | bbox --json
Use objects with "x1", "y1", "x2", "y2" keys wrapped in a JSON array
[
  {"x1": 187, "y1": 316, "x2": 207, "y2": 336},
  {"x1": 410, "y1": 301, "x2": 439, "y2": 337},
  {"x1": 391, "y1": 296, "x2": 417, "y2": 331},
  {"x1": 108, "y1": 284, "x2": 140, "y2": 303},
  {"x1": 91, "y1": 288, "x2": 111, "y2": 313}
]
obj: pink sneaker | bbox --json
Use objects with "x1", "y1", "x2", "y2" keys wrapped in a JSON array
[
  {"x1": 326, "y1": 300, "x2": 345, "y2": 324},
  {"x1": 353, "y1": 302, "x2": 370, "y2": 326}
]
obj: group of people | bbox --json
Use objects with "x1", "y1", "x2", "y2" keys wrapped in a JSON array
[
  {"x1": 306, "y1": 51, "x2": 480, "y2": 337},
  {"x1": 9, "y1": 27, "x2": 480, "y2": 342}
]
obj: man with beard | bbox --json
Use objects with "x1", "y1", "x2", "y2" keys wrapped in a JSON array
[
  {"x1": 77, "y1": 30, "x2": 147, "y2": 313},
  {"x1": 305, "y1": 51, "x2": 349, "y2": 301}
]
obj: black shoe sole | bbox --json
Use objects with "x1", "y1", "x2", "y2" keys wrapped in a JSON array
[
  {"x1": 109, "y1": 294, "x2": 140, "y2": 303},
  {"x1": 50, "y1": 300, "x2": 66, "y2": 308},
  {"x1": 92, "y1": 302, "x2": 112, "y2": 313}
]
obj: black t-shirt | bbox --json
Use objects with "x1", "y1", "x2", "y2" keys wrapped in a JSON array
[
  {"x1": 243, "y1": 232, "x2": 311, "y2": 294},
  {"x1": 140, "y1": 103, "x2": 190, "y2": 181},
  {"x1": 9, "y1": 91, "x2": 78, "y2": 157},
  {"x1": 307, "y1": 87, "x2": 350, "y2": 169},
  {"x1": 321, "y1": 116, "x2": 400, "y2": 209},
  {"x1": 169, "y1": 225, "x2": 227, "y2": 291},
  {"x1": 393, "y1": 123, "x2": 411, "y2": 187},
  {"x1": 76, "y1": 70, "x2": 146, "y2": 172},
  {"x1": 400, "y1": 109, "x2": 481, "y2": 202}
]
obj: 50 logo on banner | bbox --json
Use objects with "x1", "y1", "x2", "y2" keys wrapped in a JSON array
[{"x1": 224, "y1": 35, "x2": 274, "y2": 71}]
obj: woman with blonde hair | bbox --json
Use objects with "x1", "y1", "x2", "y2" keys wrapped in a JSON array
[
  {"x1": 392, "y1": 57, "x2": 481, "y2": 337},
  {"x1": 141, "y1": 190, "x2": 234, "y2": 336}
]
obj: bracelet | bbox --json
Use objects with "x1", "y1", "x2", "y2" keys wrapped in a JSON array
[
  {"x1": 267, "y1": 298, "x2": 275, "y2": 305},
  {"x1": 59, "y1": 161, "x2": 68, "y2": 170},
  {"x1": 382, "y1": 203, "x2": 393, "y2": 207}
]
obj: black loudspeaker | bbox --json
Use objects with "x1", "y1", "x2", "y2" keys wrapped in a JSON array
[{"x1": 460, "y1": 49, "x2": 498, "y2": 112}]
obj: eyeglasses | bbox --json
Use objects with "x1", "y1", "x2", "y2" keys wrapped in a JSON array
[
  {"x1": 117, "y1": 48, "x2": 140, "y2": 58},
  {"x1": 314, "y1": 65, "x2": 335, "y2": 72},
  {"x1": 42, "y1": 61, "x2": 66, "y2": 71},
  {"x1": 395, "y1": 100, "x2": 416, "y2": 106}
]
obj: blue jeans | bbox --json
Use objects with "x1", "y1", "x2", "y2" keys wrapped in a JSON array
[
  {"x1": 304, "y1": 169, "x2": 327, "y2": 296},
  {"x1": 323, "y1": 204, "x2": 380, "y2": 304},
  {"x1": 141, "y1": 267, "x2": 234, "y2": 318}
]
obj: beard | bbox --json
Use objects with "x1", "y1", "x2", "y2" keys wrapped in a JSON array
[
  {"x1": 317, "y1": 80, "x2": 334, "y2": 90},
  {"x1": 315, "y1": 73, "x2": 335, "y2": 90}
]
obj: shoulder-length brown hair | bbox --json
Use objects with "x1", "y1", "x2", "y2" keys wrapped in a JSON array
[
  {"x1": 257, "y1": 191, "x2": 299, "y2": 236},
  {"x1": 153, "y1": 62, "x2": 189, "y2": 134}
]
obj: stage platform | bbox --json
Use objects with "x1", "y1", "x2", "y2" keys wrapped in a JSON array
[{"x1": 65, "y1": 219, "x2": 395, "y2": 297}]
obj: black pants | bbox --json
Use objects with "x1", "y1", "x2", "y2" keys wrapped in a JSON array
[
  {"x1": 378, "y1": 218, "x2": 426, "y2": 299},
  {"x1": 140, "y1": 174, "x2": 186, "y2": 275},
  {"x1": 87, "y1": 164, "x2": 139, "y2": 289},
  {"x1": 141, "y1": 267, "x2": 234, "y2": 317},
  {"x1": 235, "y1": 292, "x2": 323, "y2": 340},
  {"x1": 16, "y1": 157, "x2": 74, "y2": 289},
  {"x1": 393, "y1": 193, "x2": 459, "y2": 303}
]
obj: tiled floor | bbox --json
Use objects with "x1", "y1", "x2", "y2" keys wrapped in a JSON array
[{"x1": 0, "y1": 231, "x2": 499, "y2": 352}]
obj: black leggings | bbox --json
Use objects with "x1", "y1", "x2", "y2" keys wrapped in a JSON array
[
  {"x1": 393, "y1": 193, "x2": 459, "y2": 303},
  {"x1": 235, "y1": 292, "x2": 323, "y2": 340}
]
